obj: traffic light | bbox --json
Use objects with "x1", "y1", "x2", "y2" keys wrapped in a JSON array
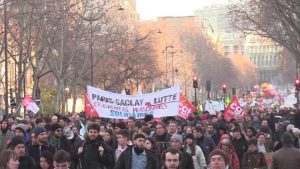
[
  {"x1": 296, "y1": 79, "x2": 300, "y2": 91},
  {"x1": 193, "y1": 76, "x2": 198, "y2": 88},
  {"x1": 222, "y1": 84, "x2": 227, "y2": 94}
]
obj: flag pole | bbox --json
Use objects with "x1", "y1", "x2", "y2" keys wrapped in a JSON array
[{"x1": 13, "y1": 104, "x2": 22, "y2": 117}]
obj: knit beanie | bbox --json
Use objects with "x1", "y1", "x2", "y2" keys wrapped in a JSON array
[
  {"x1": 34, "y1": 127, "x2": 47, "y2": 136},
  {"x1": 15, "y1": 123, "x2": 27, "y2": 135},
  {"x1": 171, "y1": 134, "x2": 183, "y2": 143}
]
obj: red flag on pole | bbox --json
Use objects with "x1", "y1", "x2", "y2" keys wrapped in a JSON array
[
  {"x1": 224, "y1": 96, "x2": 244, "y2": 121},
  {"x1": 178, "y1": 94, "x2": 196, "y2": 120},
  {"x1": 84, "y1": 93, "x2": 99, "y2": 118}
]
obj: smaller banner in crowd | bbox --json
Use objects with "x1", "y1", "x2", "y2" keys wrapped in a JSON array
[
  {"x1": 86, "y1": 86, "x2": 180, "y2": 119},
  {"x1": 224, "y1": 96, "x2": 245, "y2": 121},
  {"x1": 178, "y1": 94, "x2": 196, "y2": 120},
  {"x1": 205, "y1": 100, "x2": 225, "y2": 115},
  {"x1": 21, "y1": 96, "x2": 40, "y2": 114}
]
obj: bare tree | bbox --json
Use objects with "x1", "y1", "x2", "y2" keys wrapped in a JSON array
[{"x1": 229, "y1": 0, "x2": 300, "y2": 77}]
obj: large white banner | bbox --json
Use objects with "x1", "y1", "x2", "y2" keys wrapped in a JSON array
[{"x1": 87, "y1": 86, "x2": 180, "y2": 119}]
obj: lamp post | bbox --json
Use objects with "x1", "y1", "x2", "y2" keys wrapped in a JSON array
[{"x1": 162, "y1": 44, "x2": 174, "y2": 87}]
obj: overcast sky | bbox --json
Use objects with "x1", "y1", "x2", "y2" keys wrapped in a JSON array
[{"x1": 136, "y1": 0, "x2": 229, "y2": 20}]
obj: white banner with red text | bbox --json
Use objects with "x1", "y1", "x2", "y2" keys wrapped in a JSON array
[{"x1": 87, "y1": 86, "x2": 180, "y2": 119}]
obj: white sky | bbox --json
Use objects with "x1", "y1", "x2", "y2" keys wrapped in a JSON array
[{"x1": 136, "y1": 0, "x2": 229, "y2": 20}]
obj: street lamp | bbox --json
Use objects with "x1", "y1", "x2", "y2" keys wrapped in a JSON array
[{"x1": 162, "y1": 44, "x2": 174, "y2": 87}]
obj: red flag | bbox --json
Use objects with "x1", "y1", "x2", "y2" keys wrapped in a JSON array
[
  {"x1": 178, "y1": 94, "x2": 196, "y2": 120},
  {"x1": 84, "y1": 93, "x2": 99, "y2": 118},
  {"x1": 224, "y1": 96, "x2": 244, "y2": 121}
]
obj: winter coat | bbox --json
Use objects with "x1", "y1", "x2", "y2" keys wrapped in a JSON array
[
  {"x1": 49, "y1": 135, "x2": 71, "y2": 153},
  {"x1": 73, "y1": 136, "x2": 113, "y2": 169},
  {"x1": 28, "y1": 140, "x2": 55, "y2": 162},
  {"x1": 196, "y1": 135, "x2": 216, "y2": 164},
  {"x1": 232, "y1": 135, "x2": 248, "y2": 162},
  {"x1": 241, "y1": 150, "x2": 267, "y2": 169},
  {"x1": 271, "y1": 146, "x2": 300, "y2": 169},
  {"x1": 185, "y1": 145, "x2": 206, "y2": 169},
  {"x1": 114, "y1": 146, "x2": 158, "y2": 169}
]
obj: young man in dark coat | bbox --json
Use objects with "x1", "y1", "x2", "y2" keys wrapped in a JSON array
[
  {"x1": 74, "y1": 122, "x2": 113, "y2": 169},
  {"x1": 114, "y1": 133, "x2": 158, "y2": 169},
  {"x1": 28, "y1": 127, "x2": 55, "y2": 162},
  {"x1": 232, "y1": 128, "x2": 248, "y2": 164},
  {"x1": 49, "y1": 123, "x2": 71, "y2": 153}
]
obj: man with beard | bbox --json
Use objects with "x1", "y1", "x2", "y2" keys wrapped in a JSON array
[
  {"x1": 0, "y1": 119, "x2": 14, "y2": 151},
  {"x1": 8, "y1": 136, "x2": 37, "y2": 169},
  {"x1": 162, "y1": 148, "x2": 182, "y2": 169},
  {"x1": 74, "y1": 122, "x2": 113, "y2": 169},
  {"x1": 49, "y1": 124, "x2": 71, "y2": 153},
  {"x1": 28, "y1": 127, "x2": 55, "y2": 162},
  {"x1": 114, "y1": 133, "x2": 158, "y2": 169}
]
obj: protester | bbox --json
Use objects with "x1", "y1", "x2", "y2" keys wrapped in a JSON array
[
  {"x1": 0, "y1": 149, "x2": 19, "y2": 169},
  {"x1": 49, "y1": 124, "x2": 71, "y2": 153},
  {"x1": 208, "y1": 149, "x2": 231, "y2": 169},
  {"x1": 152, "y1": 122, "x2": 171, "y2": 154},
  {"x1": 28, "y1": 127, "x2": 55, "y2": 162},
  {"x1": 161, "y1": 148, "x2": 182, "y2": 169},
  {"x1": 114, "y1": 133, "x2": 158, "y2": 169},
  {"x1": 144, "y1": 137, "x2": 160, "y2": 158},
  {"x1": 216, "y1": 134, "x2": 240, "y2": 169},
  {"x1": 53, "y1": 150, "x2": 71, "y2": 169},
  {"x1": 0, "y1": 119, "x2": 14, "y2": 151},
  {"x1": 231, "y1": 128, "x2": 248, "y2": 164},
  {"x1": 115, "y1": 129, "x2": 130, "y2": 162},
  {"x1": 271, "y1": 132, "x2": 300, "y2": 169},
  {"x1": 39, "y1": 151, "x2": 53, "y2": 169},
  {"x1": 241, "y1": 139, "x2": 267, "y2": 169},
  {"x1": 193, "y1": 126, "x2": 216, "y2": 163},
  {"x1": 170, "y1": 134, "x2": 194, "y2": 169},
  {"x1": 7, "y1": 137, "x2": 37, "y2": 169},
  {"x1": 74, "y1": 122, "x2": 113, "y2": 169},
  {"x1": 183, "y1": 133, "x2": 206, "y2": 169},
  {"x1": 256, "y1": 133, "x2": 272, "y2": 153}
]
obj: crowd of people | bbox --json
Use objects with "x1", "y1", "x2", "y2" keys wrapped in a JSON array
[{"x1": 0, "y1": 107, "x2": 300, "y2": 169}]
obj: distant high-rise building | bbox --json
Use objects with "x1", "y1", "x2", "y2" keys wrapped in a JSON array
[{"x1": 194, "y1": 4, "x2": 283, "y2": 84}]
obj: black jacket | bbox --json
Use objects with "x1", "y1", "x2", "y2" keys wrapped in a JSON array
[
  {"x1": 28, "y1": 141, "x2": 55, "y2": 162},
  {"x1": 114, "y1": 146, "x2": 158, "y2": 169},
  {"x1": 232, "y1": 135, "x2": 248, "y2": 162},
  {"x1": 73, "y1": 136, "x2": 113, "y2": 169}
]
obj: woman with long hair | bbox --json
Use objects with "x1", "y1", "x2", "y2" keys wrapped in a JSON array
[
  {"x1": 0, "y1": 150, "x2": 19, "y2": 169},
  {"x1": 184, "y1": 133, "x2": 207, "y2": 169},
  {"x1": 39, "y1": 151, "x2": 53, "y2": 169}
]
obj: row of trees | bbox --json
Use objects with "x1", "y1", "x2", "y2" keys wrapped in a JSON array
[{"x1": 0, "y1": 0, "x2": 160, "y2": 114}]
